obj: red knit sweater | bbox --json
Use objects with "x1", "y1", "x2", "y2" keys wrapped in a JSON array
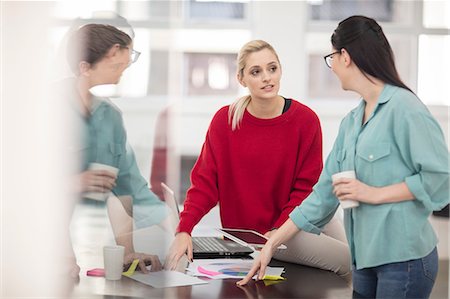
[{"x1": 177, "y1": 100, "x2": 323, "y2": 235}]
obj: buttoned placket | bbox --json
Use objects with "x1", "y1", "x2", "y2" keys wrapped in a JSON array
[{"x1": 347, "y1": 88, "x2": 392, "y2": 268}]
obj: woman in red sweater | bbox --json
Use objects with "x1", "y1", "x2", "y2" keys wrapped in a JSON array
[{"x1": 166, "y1": 40, "x2": 350, "y2": 280}]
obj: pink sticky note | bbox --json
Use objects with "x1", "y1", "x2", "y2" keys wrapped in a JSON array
[
  {"x1": 86, "y1": 268, "x2": 105, "y2": 277},
  {"x1": 198, "y1": 266, "x2": 221, "y2": 276}
]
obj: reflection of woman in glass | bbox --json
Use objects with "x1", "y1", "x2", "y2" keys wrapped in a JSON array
[
  {"x1": 61, "y1": 24, "x2": 167, "y2": 276},
  {"x1": 238, "y1": 16, "x2": 449, "y2": 299},
  {"x1": 166, "y1": 40, "x2": 351, "y2": 280}
]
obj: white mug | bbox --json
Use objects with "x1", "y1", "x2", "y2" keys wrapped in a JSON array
[
  {"x1": 84, "y1": 163, "x2": 118, "y2": 201},
  {"x1": 103, "y1": 245, "x2": 124, "y2": 280},
  {"x1": 331, "y1": 170, "x2": 360, "y2": 209}
]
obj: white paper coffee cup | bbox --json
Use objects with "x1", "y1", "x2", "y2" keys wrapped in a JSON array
[
  {"x1": 84, "y1": 163, "x2": 118, "y2": 201},
  {"x1": 331, "y1": 170, "x2": 360, "y2": 209},
  {"x1": 103, "y1": 245, "x2": 124, "y2": 280}
]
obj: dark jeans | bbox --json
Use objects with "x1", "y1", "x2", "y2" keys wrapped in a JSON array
[{"x1": 352, "y1": 247, "x2": 438, "y2": 299}]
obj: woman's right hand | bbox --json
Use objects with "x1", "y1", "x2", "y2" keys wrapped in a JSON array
[
  {"x1": 165, "y1": 232, "x2": 193, "y2": 270},
  {"x1": 75, "y1": 170, "x2": 117, "y2": 193}
]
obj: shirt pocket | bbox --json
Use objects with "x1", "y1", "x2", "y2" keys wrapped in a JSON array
[{"x1": 356, "y1": 143, "x2": 392, "y2": 184}]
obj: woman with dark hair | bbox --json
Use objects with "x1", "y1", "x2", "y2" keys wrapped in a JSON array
[
  {"x1": 238, "y1": 16, "x2": 449, "y2": 299},
  {"x1": 60, "y1": 24, "x2": 167, "y2": 277}
]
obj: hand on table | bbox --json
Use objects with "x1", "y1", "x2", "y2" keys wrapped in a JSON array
[
  {"x1": 164, "y1": 232, "x2": 193, "y2": 270},
  {"x1": 124, "y1": 252, "x2": 162, "y2": 273},
  {"x1": 236, "y1": 240, "x2": 277, "y2": 286}
]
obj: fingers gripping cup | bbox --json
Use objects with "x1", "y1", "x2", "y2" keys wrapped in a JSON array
[
  {"x1": 84, "y1": 163, "x2": 119, "y2": 201},
  {"x1": 103, "y1": 245, "x2": 125, "y2": 280},
  {"x1": 331, "y1": 170, "x2": 360, "y2": 209}
]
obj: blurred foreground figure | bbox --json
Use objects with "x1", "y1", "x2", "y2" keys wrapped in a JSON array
[{"x1": 57, "y1": 23, "x2": 168, "y2": 277}]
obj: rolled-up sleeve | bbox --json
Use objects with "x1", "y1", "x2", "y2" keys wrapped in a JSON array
[{"x1": 398, "y1": 110, "x2": 450, "y2": 212}]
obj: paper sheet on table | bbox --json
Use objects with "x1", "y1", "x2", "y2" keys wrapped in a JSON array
[
  {"x1": 129, "y1": 270, "x2": 208, "y2": 288},
  {"x1": 186, "y1": 259, "x2": 284, "y2": 280}
]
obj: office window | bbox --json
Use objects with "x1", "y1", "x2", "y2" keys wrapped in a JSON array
[
  {"x1": 307, "y1": 0, "x2": 413, "y2": 23},
  {"x1": 418, "y1": 35, "x2": 450, "y2": 105},
  {"x1": 118, "y1": 1, "x2": 173, "y2": 21},
  {"x1": 423, "y1": 0, "x2": 450, "y2": 29},
  {"x1": 53, "y1": 1, "x2": 117, "y2": 19},
  {"x1": 184, "y1": 53, "x2": 238, "y2": 96},
  {"x1": 186, "y1": 0, "x2": 247, "y2": 20}
]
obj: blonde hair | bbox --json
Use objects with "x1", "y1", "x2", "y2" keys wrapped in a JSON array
[{"x1": 228, "y1": 40, "x2": 281, "y2": 130}]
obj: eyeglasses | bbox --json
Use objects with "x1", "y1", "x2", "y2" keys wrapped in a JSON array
[
  {"x1": 121, "y1": 45, "x2": 141, "y2": 65},
  {"x1": 323, "y1": 50, "x2": 341, "y2": 68},
  {"x1": 129, "y1": 49, "x2": 141, "y2": 65}
]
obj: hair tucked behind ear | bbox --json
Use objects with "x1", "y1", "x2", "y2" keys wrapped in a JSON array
[{"x1": 228, "y1": 40, "x2": 280, "y2": 130}]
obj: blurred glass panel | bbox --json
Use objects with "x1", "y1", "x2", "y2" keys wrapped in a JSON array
[
  {"x1": 117, "y1": 28, "x2": 151, "y2": 97},
  {"x1": 418, "y1": 35, "x2": 450, "y2": 105},
  {"x1": 187, "y1": 0, "x2": 246, "y2": 20},
  {"x1": 50, "y1": 26, "x2": 71, "y2": 80},
  {"x1": 423, "y1": 0, "x2": 450, "y2": 29},
  {"x1": 185, "y1": 53, "x2": 238, "y2": 95},
  {"x1": 147, "y1": 50, "x2": 170, "y2": 95},
  {"x1": 308, "y1": 0, "x2": 412, "y2": 24}
]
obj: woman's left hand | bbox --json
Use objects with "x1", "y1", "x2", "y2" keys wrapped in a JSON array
[
  {"x1": 123, "y1": 252, "x2": 162, "y2": 273},
  {"x1": 236, "y1": 240, "x2": 277, "y2": 286},
  {"x1": 332, "y1": 178, "x2": 380, "y2": 204}
]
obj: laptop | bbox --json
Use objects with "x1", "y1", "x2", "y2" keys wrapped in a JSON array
[{"x1": 161, "y1": 183, "x2": 253, "y2": 258}]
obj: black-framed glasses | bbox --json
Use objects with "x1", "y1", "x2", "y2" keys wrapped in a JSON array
[{"x1": 323, "y1": 50, "x2": 341, "y2": 68}]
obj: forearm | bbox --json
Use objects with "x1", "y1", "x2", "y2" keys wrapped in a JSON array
[
  {"x1": 107, "y1": 195, "x2": 135, "y2": 255},
  {"x1": 376, "y1": 182, "x2": 415, "y2": 204},
  {"x1": 266, "y1": 218, "x2": 300, "y2": 250}
]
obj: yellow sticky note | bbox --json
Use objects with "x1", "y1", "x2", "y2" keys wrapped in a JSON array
[
  {"x1": 262, "y1": 275, "x2": 286, "y2": 281},
  {"x1": 122, "y1": 259, "x2": 139, "y2": 277},
  {"x1": 262, "y1": 275, "x2": 286, "y2": 286}
]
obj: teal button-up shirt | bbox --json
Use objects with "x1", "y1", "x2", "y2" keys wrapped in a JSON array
[
  {"x1": 64, "y1": 78, "x2": 167, "y2": 228},
  {"x1": 289, "y1": 84, "x2": 449, "y2": 269}
]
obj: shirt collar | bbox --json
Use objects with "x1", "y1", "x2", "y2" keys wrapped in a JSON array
[
  {"x1": 351, "y1": 84, "x2": 397, "y2": 118},
  {"x1": 377, "y1": 84, "x2": 396, "y2": 105}
]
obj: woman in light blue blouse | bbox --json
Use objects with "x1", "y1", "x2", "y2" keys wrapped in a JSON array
[
  {"x1": 238, "y1": 15, "x2": 449, "y2": 298},
  {"x1": 62, "y1": 24, "x2": 167, "y2": 277}
]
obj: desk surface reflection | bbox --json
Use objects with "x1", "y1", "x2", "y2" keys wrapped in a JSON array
[{"x1": 71, "y1": 259, "x2": 351, "y2": 299}]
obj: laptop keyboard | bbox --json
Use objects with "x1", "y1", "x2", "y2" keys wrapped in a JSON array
[{"x1": 193, "y1": 237, "x2": 228, "y2": 252}]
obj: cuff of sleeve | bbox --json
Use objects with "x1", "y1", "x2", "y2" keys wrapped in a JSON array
[
  {"x1": 176, "y1": 218, "x2": 196, "y2": 235},
  {"x1": 289, "y1": 207, "x2": 322, "y2": 235},
  {"x1": 405, "y1": 174, "x2": 433, "y2": 211}
]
